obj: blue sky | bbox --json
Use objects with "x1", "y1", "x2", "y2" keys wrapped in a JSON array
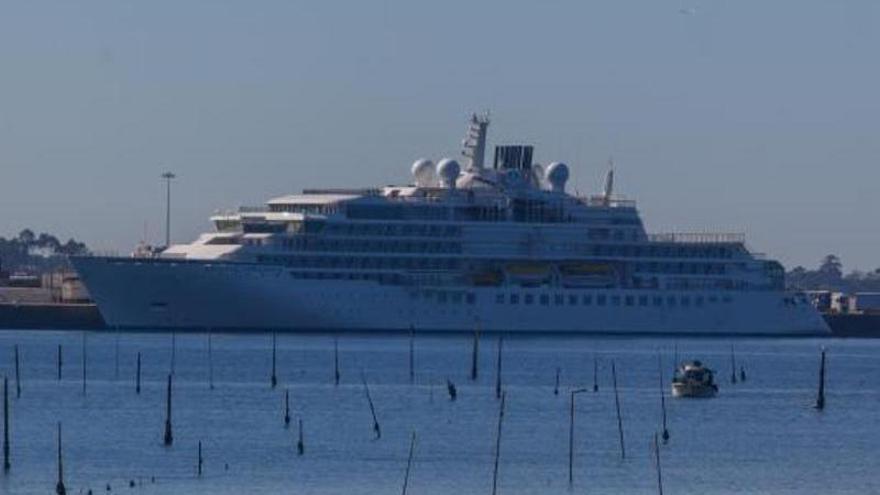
[{"x1": 1, "y1": 1, "x2": 878, "y2": 270}]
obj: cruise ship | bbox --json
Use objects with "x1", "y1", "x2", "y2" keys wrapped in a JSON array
[{"x1": 72, "y1": 115, "x2": 829, "y2": 335}]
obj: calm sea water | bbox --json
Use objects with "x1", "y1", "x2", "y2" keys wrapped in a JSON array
[{"x1": 0, "y1": 330, "x2": 876, "y2": 494}]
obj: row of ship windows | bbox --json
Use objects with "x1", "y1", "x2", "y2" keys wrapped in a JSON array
[
  {"x1": 347, "y1": 204, "x2": 507, "y2": 222},
  {"x1": 319, "y1": 223, "x2": 642, "y2": 243},
  {"x1": 281, "y1": 269, "x2": 748, "y2": 304},
  {"x1": 261, "y1": 236, "x2": 740, "y2": 260},
  {"x1": 581, "y1": 243, "x2": 738, "y2": 259},
  {"x1": 283, "y1": 271, "x2": 761, "y2": 297},
  {"x1": 236, "y1": 221, "x2": 465, "y2": 238},
  {"x1": 269, "y1": 205, "x2": 342, "y2": 215},
  {"x1": 344, "y1": 203, "x2": 645, "y2": 228},
  {"x1": 322, "y1": 223, "x2": 463, "y2": 237},
  {"x1": 236, "y1": 219, "x2": 741, "y2": 260},
  {"x1": 290, "y1": 271, "x2": 404, "y2": 284},
  {"x1": 245, "y1": 218, "x2": 734, "y2": 259},
  {"x1": 494, "y1": 293, "x2": 732, "y2": 307},
  {"x1": 263, "y1": 256, "x2": 461, "y2": 270},
  {"x1": 278, "y1": 238, "x2": 462, "y2": 254},
  {"x1": 409, "y1": 290, "x2": 734, "y2": 307},
  {"x1": 258, "y1": 255, "x2": 741, "y2": 276},
  {"x1": 233, "y1": 219, "x2": 742, "y2": 262},
  {"x1": 345, "y1": 203, "x2": 642, "y2": 225},
  {"x1": 589, "y1": 229, "x2": 642, "y2": 242},
  {"x1": 282, "y1": 270, "x2": 760, "y2": 294},
  {"x1": 634, "y1": 262, "x2": 729, "y2": 275}
]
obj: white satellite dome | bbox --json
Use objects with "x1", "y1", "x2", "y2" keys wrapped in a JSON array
[
  {"x1": 411, "y1": 158, "x2": 435, "y2": 187},
  {"x1": 545, "y1": 162, "x2": 569, "y2": 192},
  {"x1": 436, "y1": 158, "x2": 461, "y2": 189}
]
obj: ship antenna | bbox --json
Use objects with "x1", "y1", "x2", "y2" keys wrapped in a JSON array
[
  {"x1": 602, "y1": 156, "x2": 615, "y2": 206},
  {"x1": 462, "y1": 112, "x2": 490, "y2": 171}
]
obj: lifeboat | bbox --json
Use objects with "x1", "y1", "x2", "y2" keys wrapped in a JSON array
[
  {"x1": 505, "y1": 262, "x2": 552, "y2": 287},
  {"x1": 470, "y1": 269, "x2": 504, "y2": 287},
  {"x1": 558, "y1": 262, "x2": 617, "y2": 288}
]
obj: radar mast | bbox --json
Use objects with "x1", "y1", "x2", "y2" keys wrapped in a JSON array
[
  {"x1": 602, "y1": 157, "x2": 615, "y2": 206},
  {"x1": 462, "y1": 113, "x2": 490, "y2": 171}
]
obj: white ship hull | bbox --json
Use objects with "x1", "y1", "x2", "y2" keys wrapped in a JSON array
[{"x1": 73, "y1": 257, "x2": 830, "y2": 335}]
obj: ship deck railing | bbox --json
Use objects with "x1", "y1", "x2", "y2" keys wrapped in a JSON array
[
  {"x1": 575, "y1": 196, "x2": 637, "y2": 208},
  {"x1": 302, "y1": 188, "x2": 382, "y2": 196},
  {"x1": 86, "y1": 249, "x2": 123, "y2": 257},
  {"x1": 648, "y1": 233, "x2": 746, "y2": 244},
  {"x1": 237, "y1": 206, "x2": 271, "y2": 213}
]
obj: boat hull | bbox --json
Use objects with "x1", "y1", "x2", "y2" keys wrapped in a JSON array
[
  {"x1": 71, "y1": 256, "x2": 831, "y2": 335},
  {"x1": 672, "y1": 383, "x2": 719, "y2": 398}
]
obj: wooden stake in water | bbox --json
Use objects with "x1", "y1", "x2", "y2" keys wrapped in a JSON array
[
  {"x1": 658, "y1": 355, "x2": 669, "y2": 443},
  {"x1": 197, "y1": 440, "x2": 203, "y2": 477},
  {"x1": 136, "y1": 352, "x2": 142, "y2": 395},
  {"x1": 611, "y1": 360, "x2": 626, "y2": 459},
  {"x1": 56, "y1": 422, "x2": 66, "y2": 495},
  {"x1": 408, "y1": 325, "x2": 415, "y2": 385},
  {"x1": 334, "y1": 336, "x2": 340, "y2": 386},
  {"x1": 446, "y1": 379, "x2": 457, "y2": 401},
  {"x1": 297, "y1": 418, "x2": 304, "y2": 456},
  {"x1": 592, "y1": 356, "x2": 599, "y2": 393},
  {"x1": 568, "y1": 388, "x2": 588, "y2": 485},
  {"x1": 57, "y1": 344, "x2": 63, "y2": 381},
  {"x1": 815, "y1": 348, "x2": 826, "y2": 410},
  {"x1": 3, "y1": 376, "x2": 9, "y2": 471},
  {"x1": 284, "y1": 389, "x2": 291, "y2": 427},
  {"x1": 14, "y1": 345, "x2": 21, "y2": 399},
  {"x1": 494, "y1": 336, "x2": 503, "y2": 400},
  {"x1": 740, "y1": 366, "x2": 747, "y2": 382},
  {"x1": 491, "y1": 391, "x2": 506, "y2": 495},
  {"x1": 270, "y1": 332, "x2": 278, "y2": 389},
  {"x1": 401, "y1": 431, "x2": 416, "y2": 495},
  {"x1": 653, "y1": 432, "x2": 664, "y2": 495},
  {"x1": 730, "y1": 344, "x2": 737, "y2": 384},
  {"x1": 554, "y1": 368, "x2": 561, "y2": 396},
  {"x1": 471, "y1": 325, "x2": 480, "y2": 381},
  {"x1": 362, "y1": 373, "x2": 381, "y2": 439},
  {"x1": 171, "y1": 331, "x2": 176, "y2": 376},
  {"x1": 164, "y1": 374, "x2": 174, "y2": 446}
]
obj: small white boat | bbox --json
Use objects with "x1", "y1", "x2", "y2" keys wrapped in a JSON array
[{"x1": 672, "y1": 360, "x2": 718, "y2": 398}]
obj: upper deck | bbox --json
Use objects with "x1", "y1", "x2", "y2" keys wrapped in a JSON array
[
  {"x1": 159, "y1": 115, "x2": 785, "y2": 292},
  {"x1": 192, "y1": 114, "x2": 761, "y2": 270}
]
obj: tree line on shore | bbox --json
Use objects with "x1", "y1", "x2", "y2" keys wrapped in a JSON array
[
  {"x1": 786, "y1": 255, "x2": 880, "y2": 293},
  {"x1": 0, "y1": 229, "x2": 89, "y2": 275}
]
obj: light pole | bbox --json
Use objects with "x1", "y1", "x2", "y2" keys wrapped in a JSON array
[
  {"x1": 161, "y1": 171, "x2": 176, "y2": 248},
  {"x1": 569, "y1": 387, "x2": 589, "y2": 485}
]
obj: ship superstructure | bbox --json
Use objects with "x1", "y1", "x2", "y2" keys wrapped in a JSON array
[{"x1": 73, "y1": 115, "x2": 828, "y2": 334}]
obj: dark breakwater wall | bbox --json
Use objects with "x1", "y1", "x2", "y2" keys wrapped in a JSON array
[
  {"x1": 2, "y1": 302, "x2": 878, "y2": 337},
  {"x1": 824, "y1": 313, "x2": 880, "y2": 338},
  {"x1": 0, "y1": 303, "x2": 105, "y2": 330}
]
